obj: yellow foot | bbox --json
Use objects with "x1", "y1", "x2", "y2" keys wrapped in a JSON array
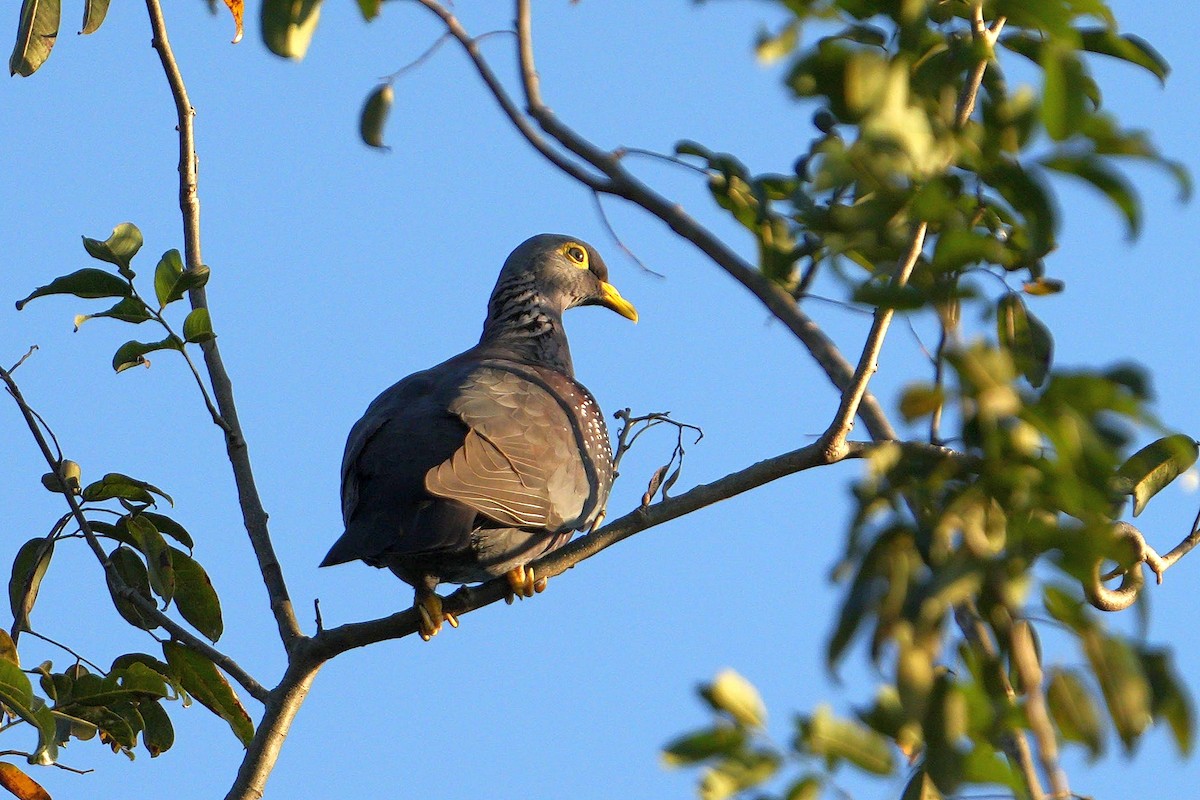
[
  {"x1": 415, "y1": 593, "x2": 459, "y2": 641},
  {"x1": 505, "y1": 564, "x2": 547, "y2": 603}
]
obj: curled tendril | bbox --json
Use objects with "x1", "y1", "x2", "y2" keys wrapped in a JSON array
[{"x1": 1085, "y1": 522, "x2": 1162, "y2": 612}]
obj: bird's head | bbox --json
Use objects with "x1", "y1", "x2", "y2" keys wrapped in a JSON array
[{"x1": 494, "y1": 234, "x2": 638, "y2": 323}]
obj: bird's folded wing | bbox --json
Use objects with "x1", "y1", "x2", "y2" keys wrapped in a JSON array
[{"x1": 425, "y1": 366, "x2": 589, "y2": 530}]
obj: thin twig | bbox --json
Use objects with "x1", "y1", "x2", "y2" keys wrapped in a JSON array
[
  {"x1": 819, "y1": 223, "x2": 928, "y2": 457},
  {"x1": 590, "y1": 191, "x2": 663, "y2": 277},
  {"x1": 0, "y1": 751, "x2": 93, "y2": 774},
  {"x1": 143, "y1": 0, "x2": 302, "y2": 651},
  {"x1": 615, "y1": 146, "x2": 710, "y2": 176},
  {"x1": 23, "y1": 630, "x2": 106, "y2": 675},
  {"x1": 7, "y1": 345, "x2": 38, "y2": 374},
  {"x1": 383, "y1": 31, "x2": 452, "y2": 82}
]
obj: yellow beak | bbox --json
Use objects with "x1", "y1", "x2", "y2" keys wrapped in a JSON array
[{"x1": 599, "y1": 281, "x2": 638, "y2": 322}]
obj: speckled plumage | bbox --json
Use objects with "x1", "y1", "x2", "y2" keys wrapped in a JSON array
[{"x1": 321, "y1": 234, "x2": 636, "y2": 632}]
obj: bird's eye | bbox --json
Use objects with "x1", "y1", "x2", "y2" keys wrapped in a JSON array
[{"x1": 565, "y1": 245, "x2": 587, "y2": 266}]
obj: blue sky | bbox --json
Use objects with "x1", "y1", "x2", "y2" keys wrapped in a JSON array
[{"x1": 2, "y1": 1, "x2": 1199, "y2": 798}]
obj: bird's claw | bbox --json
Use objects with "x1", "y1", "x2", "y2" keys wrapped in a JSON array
[
  {"x1": 415, "y1": 593, "x2": 457, "y2": 641},
  {"x1": 506, "y1": 564, "x2": 545, "y2": 602}
]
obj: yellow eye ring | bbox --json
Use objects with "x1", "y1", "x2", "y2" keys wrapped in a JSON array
[{"x1": 564, "y1": 244, "x2": 588, "y2": 267}]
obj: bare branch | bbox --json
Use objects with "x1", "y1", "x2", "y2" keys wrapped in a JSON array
[
  {"x1": 412, "y1": 0, "x2": 610, "y2": 189},
  {"x1": 1010, "y1": 620, "x2": 1071, "y2": 798},
  {"x1": 223, "y1": 659, "x2": 321, "y2": 800},
  {"x1": 819, "y1": 223, "x2": 928, "y2": 456},
  {"x1": 142, "y1": 0, "x2": 302, "y2": 651},
  {"x1": 954, "y1": 2, "x2": 1007, "y2": 129},
  {"x1": 954, "y1": 603, "x2": 1046, "y2": 800},
  {"x1": 0, "y1": 365, "x2": 270, "y2": 705}
]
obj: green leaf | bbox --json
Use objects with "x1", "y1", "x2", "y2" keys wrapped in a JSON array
[
  {"x1": 74, "y1": 297, "x2": 153, "y2": 331},
  {"x1": 61, "y1": 703, "x2": 137, "y2": 750},
  {"x1": 784, "y1": 775, "x2": 824, "y2": 800},
  {"x1": 360, "y1": 84, "x2": 394, "y2": 150},
  {"x1": 9, "y1": 0, "x2": 60, "y2": 77},
  {"x1": 931, "y1": 229, "x2": 1011, "y2": 272},
  {"x1": 1079, "y1": 28, "x2": 1168, "y2": 84},
  {"x1": 137, "y1": 699, "x2": 174, "y2": 756},
  {"x1": 1114, "y1": 434, "x2": 1199, "y2": 516},
  {"x1": 16, "y1": 268, "x2": 130, "y2": 311},
  {"x1": 661, "y1": 724, "x2": 745, "y2": 767},
  {"x1": 985, "y1": 162, "x2": 1057, "y2": 259},
  {"x1": 796, "y1": 704, "x2": 894, "y2": 775},
  {"x1": 1047, "y1": 667, "x2": 1105, "y2": 759},
  {"x1": 1042, "y1": 154, "x2": 1141, "y2": 239},
  {"x1": 153, "y1": 250, "x2": 183, "y2": 309},
  {"x1": 182, "y1": 308, "x2": 216, "y2": 343},
  {"x1": 141, "y1": 513, "x2": 194, "y2": 550},
  {"x1": 66, "y1": 662, "x2": 169, "y2": 708},
  {"x1": 0, "y1": 660, "x2": 57, "y2": 764},
  {"x1": 162, "y1": 642, "x2": 254, "y2": 746},
  {"x1": 80, "y1": 0, "x2": 110, "y2": 34},
  {"x1": 898, "y1": 384, "x2": 944, "y2": 422},
  {"x1": 1086, "y1": 633, "x2": 1151, "y2": 752},
  {"x1": 82, "y1": 222, "x2": 143, "y2": 279},
  {"x1": 83, "y1": 473, "x2": 173, "y2": 506},
  {"x1": 261, "y1": 0, "x2": 322, "y2": 60},
  {"x1": 996, "y1": 293, "x2": 1053, "y2": 387},
  {"x1": 1139, "y1": 648, "x2": 1194, "y2": 756},
  {"x1": 852, "y1": 282, "x2": 926, "y2": 310},
  {"x1": 674, "y1": 140, "x2": 713, "y2": 160},
  {"x1": 8, "y1": 537, "x2": 54, "y2": 632},
  {"x1": 124, "y1": 515, "x2": 174, "y2": 605},
  {"x1": 170, "y1": 547, "x2": 223, "y2": 642},
  {"x1": 112, "y1": 336, "x2": 184, "y2": 373},
  {"x1": 107, "y1": 547, "x2": 157, "y2": 631},
  {"x1": 152, "y1": 251, "x2": 209, "y2": 310},
  {"x1": 355, "y1": 0, "x2": 380, "y2": 21},
  {"x1": 1041, "y1": 43, "x2": 1089, "y2": 141}
]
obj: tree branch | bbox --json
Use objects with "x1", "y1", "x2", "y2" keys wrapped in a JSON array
[
  {"x1": 409, "y1": 0, "x2": 896, "y2": 442},
  {"x1": 1010, "y1": 620, "x2": 1070, "y2": 798},
  {"x1": 223, "y1": 659, "x2": 321, "y2": 800},
  {"x1": 308, "y1": 438, "x2": 960, "y2": 659},
  {"x1": 0, "y1": 366, "x2": 269, "y2": 704},
  {"x1": 953, "y1": 603, "x2": 1046, "y2": 800},
  {"x1": 819, "y1": 222, "x2": 927, "y2": 457},
  {"x1": 142, "y1": 0, "x2": 302, "y2": 651}
]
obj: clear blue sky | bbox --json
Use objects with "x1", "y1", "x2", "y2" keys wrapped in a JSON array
[{"x1": 2, "y1": 1, "x2": 1198, "y2": 798}]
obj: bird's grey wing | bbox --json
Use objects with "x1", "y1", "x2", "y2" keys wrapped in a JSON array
[
  {"x1": 324, "y1": 371, "x2": 470, "y2": 566},
  {"x1": 425, "y1": 365, "x2": 593, "y2": 531}
]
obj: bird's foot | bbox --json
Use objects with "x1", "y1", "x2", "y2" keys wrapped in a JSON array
[
  {"x1": 505, "y1": 564, "x2": 548, "y2": 604},
  {"x1": 415, "y1": 593, "x2": 459, "y2": 641}
]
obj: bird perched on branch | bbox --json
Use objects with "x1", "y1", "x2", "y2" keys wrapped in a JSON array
[{"x1": 321, "y1": 234, "x2": 637, "y2": 640}]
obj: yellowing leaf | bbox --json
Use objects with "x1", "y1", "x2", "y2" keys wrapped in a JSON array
[
  {"x1": 222, "y1": 0, "x2": 244, "y2": 43},
  {"x1": 706, "y1": 669, "x2": 766, "y2": 728},
  {"x1": 0, "y1": 762, "x2": 50, "y2": 800}
]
